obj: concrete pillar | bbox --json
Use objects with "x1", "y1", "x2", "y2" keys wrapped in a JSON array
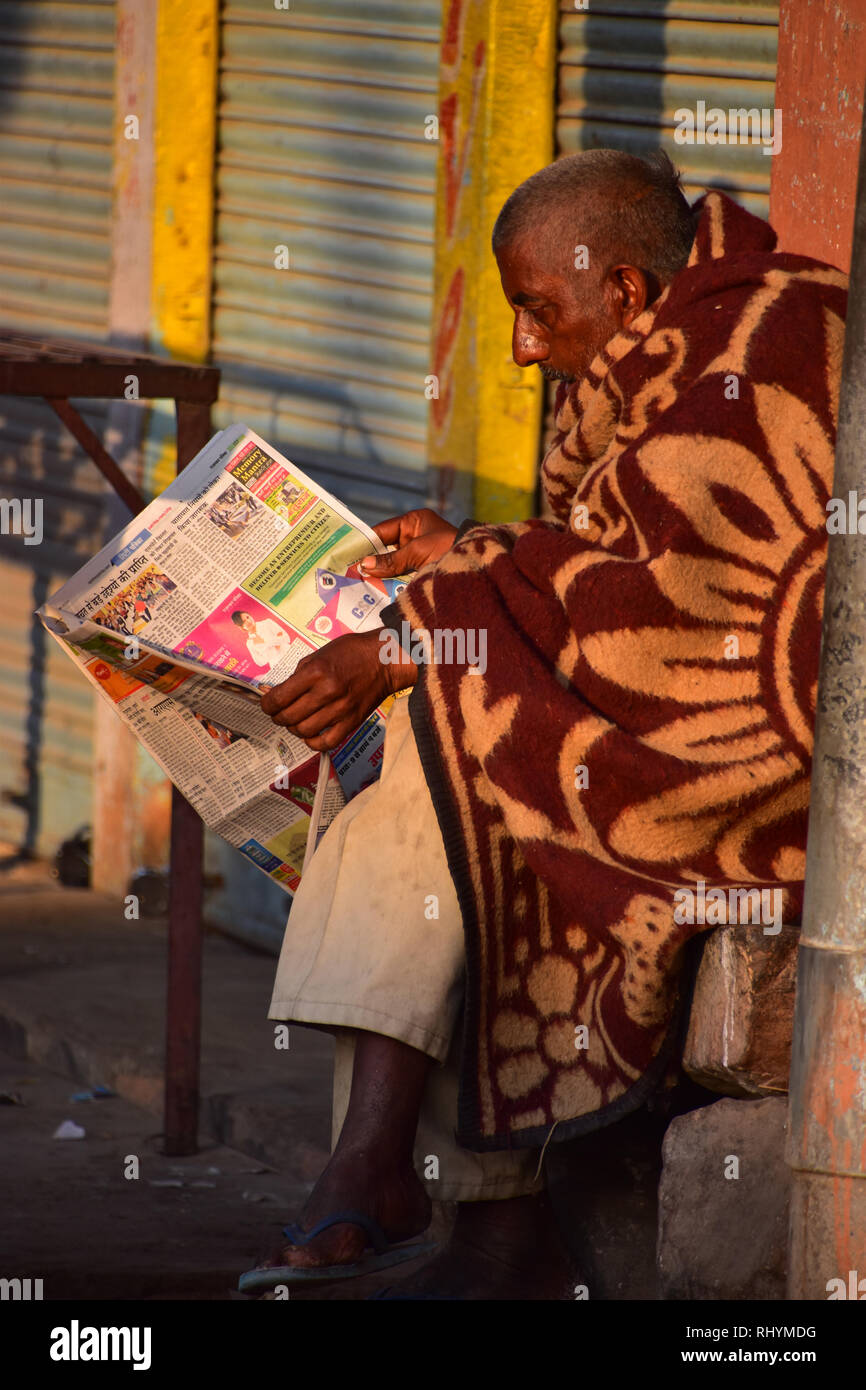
[{"x1": 786, "y1": 89, "x2": 866, "y2": 1301}]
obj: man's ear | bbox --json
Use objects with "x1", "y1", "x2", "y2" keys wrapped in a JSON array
[{"x1": 610, "y1": 265, "x2": 659, "y2": 327}]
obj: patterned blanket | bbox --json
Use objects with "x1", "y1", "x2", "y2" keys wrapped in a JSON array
[{"x1": 384, "y1": 191, "x2": 848, "y2": 1151}]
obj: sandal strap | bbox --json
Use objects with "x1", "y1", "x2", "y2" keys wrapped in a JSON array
[{"x1": 282, "y1": 1209, "x2": 389, "y2": 1254}]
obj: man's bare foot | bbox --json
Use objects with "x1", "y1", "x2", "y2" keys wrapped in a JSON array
[
  {"x1": 259, "y1": 1146, "x2": 432, "y2": 1271},
  {"x1": 378, "y1": 1194, "x2": 575, "y2": 1300},
  {"x1": 253, "y1": 1029, "x2": 433, "y2": 1274}
]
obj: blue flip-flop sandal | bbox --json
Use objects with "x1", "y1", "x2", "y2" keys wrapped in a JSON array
[{"x1": 238, "y1": 1209, "x2": 437, "y2": 1293}]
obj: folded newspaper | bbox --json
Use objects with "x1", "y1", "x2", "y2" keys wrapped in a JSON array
[{"x1": 38, "y1": 424, "x2": 408, "y2": 895}]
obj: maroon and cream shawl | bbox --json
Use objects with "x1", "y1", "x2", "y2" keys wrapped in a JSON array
[{"x1": 381, "y1": 191, "x2": 848, "y2": 1151}]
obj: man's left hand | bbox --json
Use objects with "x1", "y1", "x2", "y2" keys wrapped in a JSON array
[{"x1": 260, "y1": 629, "x2": 418, "y2": 752}]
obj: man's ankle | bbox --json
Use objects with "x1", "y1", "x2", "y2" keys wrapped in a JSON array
[{"x1": 328, "y1": 1138, "x2": 419, "y2": 1175}]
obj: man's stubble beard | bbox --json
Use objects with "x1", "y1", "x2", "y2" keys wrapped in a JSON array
[
  {"x1": 537, "y1": 330, "x2": 608, "y2": 387},
  {"x1": 539, "y1": 321, "x2": 619, "y2": 387},
  {"x1": 538, "y1": 364, "x2": 575, "y2": 383}
]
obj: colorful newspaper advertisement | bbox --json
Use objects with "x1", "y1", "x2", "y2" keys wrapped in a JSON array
[{"x1": 37, "y1": 425, "x2": 408, "y2": 895}]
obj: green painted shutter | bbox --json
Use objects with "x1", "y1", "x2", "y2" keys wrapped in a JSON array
[
  {"x1": 557, "y1": 0, "x2": 779, "y2": 218},
  {"x1": 212, "y1": 0, "x2": 442, "y2": 525},
  {"x1": 0, "y1": 0, "x2": 116, "y2": 855}
]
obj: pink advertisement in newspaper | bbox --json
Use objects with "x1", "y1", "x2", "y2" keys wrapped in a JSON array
[{"x1": 174, "y1": 588, "x2": 313, "y2": 685}]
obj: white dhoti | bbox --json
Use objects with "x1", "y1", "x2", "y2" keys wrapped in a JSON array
[{"x1": 268, "y1": 696, "x2": 542, "y2": 1201}]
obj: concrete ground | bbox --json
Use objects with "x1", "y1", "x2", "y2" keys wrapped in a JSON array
[
  {"x1": 0, "y1": 859, "x2": 449, "y2": 1301},
  {"x1": 3, "y1": 858, "x2": 708, "y2": 1303}
]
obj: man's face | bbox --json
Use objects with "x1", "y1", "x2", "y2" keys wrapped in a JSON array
[{"x1": 495, "y1": 233, "x2": 626, "y2": 386}]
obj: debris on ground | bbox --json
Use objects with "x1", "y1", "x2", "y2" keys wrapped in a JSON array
[{"x1": 53, "y1": 1119, "x2": 86, "y2": 1140}]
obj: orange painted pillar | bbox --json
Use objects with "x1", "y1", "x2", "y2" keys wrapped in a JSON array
[
  {"x1": 775, "y1": 0, "x2": 866, "y2": 1298},
  {"x1": 769, "y1": 0, "x2": 866, "y2": 270}
]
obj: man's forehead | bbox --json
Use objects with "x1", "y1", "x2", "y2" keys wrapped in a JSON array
[{"x1": 496, "y1": 236, "x2": 572, "y2": 297}]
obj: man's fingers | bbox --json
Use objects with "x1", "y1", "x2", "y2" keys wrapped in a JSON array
[
  {"x1": 363, "y1": 539, "x2": 430, "y2": 576},
  {"x1": 360, "y1": 548, "x2": 399, "y2": 576},
  {"x1": 267, "y1": 680, "x2": 345, "y2": 730},
  {"x1": 275, "y1": 701, "x2": 353, "y2": 746},
  {"x1": 364, "y1": 509, "x2": 456, "y2": 574},
  {"x1": 371, "y1": 516, "x2": 406, "y2": 546},
  {"x1": 261, "y1": 629, "x2": 388, "y2": 745},
  {"x1": 302, "y1": 718, "x2": 355, "y2": 753},
  {"x1": 260, "y1": 657, "x2": 318, "y2": 715},
  {"x1": 290, "y1": 702, "x2": 351, "y2": 740}
]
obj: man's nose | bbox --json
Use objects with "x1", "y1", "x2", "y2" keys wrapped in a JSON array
[{"x1": 512, "y1": 317, "x2": 547, "y2": 368}]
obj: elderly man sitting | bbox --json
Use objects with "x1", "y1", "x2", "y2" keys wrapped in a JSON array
[{"x1": 240, "y1": 148, "x2": 846, "y2": 1299}]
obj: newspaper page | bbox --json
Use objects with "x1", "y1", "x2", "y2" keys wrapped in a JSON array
[{"x1": 37, "y1": 424, "x2": 408, "y2": 895}]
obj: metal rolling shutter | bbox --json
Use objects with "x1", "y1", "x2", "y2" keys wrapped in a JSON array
[
  {"x1": 213, "y1": 0, "x2": 442, "y2": 526},
  {"x1": 0, "y1": 0, "x2": 116, "y2": 855},
  {"x1": 557, "y1": 0, "x2": 779, "y2": 218},
  {"x1": 539, "y1": 1, "x2": 780, "y2": 471}
]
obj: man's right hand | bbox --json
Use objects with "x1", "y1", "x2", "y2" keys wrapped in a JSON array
[{"x1": 359, "y1": 508, "x2": 458, "y2": 577}]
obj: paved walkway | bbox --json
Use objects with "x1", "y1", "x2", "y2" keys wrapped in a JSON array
[
  {"x1": 0, "y1": 861, "x2": 445, "y2": 1299},
  {"x1": 0, "y1": 862, "x2": 333, "y2": 1175},
  {"x1": 0, "y1": 861, "x2": 666, "y2": 1299}
]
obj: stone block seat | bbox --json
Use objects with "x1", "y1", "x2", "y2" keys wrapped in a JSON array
[{"x1": 682, "y1": 924, "x2": 800, "y2": 1097}]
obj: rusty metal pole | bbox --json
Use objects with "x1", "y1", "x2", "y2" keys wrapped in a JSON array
[
  {"x1": 786, "y1": 91, "x2": 866, "y2": 1299},
  {"x1": 162, "y1": 402, "x2": 211, "y2": 1156}
]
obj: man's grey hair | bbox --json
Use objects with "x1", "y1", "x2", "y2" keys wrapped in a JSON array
[{"x1": 492, "y1": 148, "x2": 697, "y2": 284}]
